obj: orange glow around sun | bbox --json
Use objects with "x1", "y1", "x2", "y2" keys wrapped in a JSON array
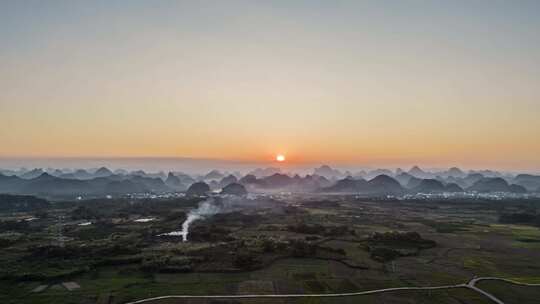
[{"x1": 276, "y1": 154, "x2": 286, "y2": 162}]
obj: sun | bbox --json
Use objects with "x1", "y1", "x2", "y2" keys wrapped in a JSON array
[{"x1": 276, "y1": 154, "x2": 286, "y2": 162}]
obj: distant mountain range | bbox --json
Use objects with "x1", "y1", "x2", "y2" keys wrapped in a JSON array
[
  {"x1": 0, "y1": 172, "x2": 171, "y2": 199},
  {"x1": 0, "y1": 165, "x2": 538, "y2": 199}
]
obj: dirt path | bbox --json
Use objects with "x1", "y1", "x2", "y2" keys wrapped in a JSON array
[{"x1": 125, "y1": 276, "x2": 540, "y2": 304}]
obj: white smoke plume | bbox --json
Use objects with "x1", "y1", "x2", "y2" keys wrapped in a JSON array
[
  {"x1": 159, "y1": 195, "x2": 274, "y2": 242},
  {"x1": 180, "y1": 198, "x2": 222, "y2": 241}
]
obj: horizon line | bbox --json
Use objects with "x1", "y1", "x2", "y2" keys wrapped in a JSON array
[{"x1": 0, "y1": 156, "x2": 539, "y2": 174}]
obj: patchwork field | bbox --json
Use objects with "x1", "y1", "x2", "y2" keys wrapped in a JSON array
[{"x1": 1, "y1": 196, "x2": 539, "y2": 303}]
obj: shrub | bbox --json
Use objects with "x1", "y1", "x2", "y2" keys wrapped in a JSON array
[
  {"x1": 370, "y1": 247, "x2": 400, "y2": 262},
  {"x1": 234, "y1": 251, "x2": 258, "y2": 269},
  {"x1": 290, "y1": 240, "x2": 316, "y2": 257}
]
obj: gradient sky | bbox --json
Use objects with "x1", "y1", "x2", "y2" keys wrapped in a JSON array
[{"x1": 1, "y1": 1, "x2": 539, "y2": 170}]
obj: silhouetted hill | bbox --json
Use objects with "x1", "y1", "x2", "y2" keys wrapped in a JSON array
[
  {"x1": 127, "y1": 175, "x2": 169, "y2": 192},
  {"x1": 411, "y1": 179, "x2": 445, "y2": 193},
  {"x1": 470, "y1": 169, "x2": 503, "y2": 178},
  {"x1": 405, "y1": 176, "x2": 423, "y2": 189},
  {"x1": 446, "y1": 167, "x2": 465, "y2": 178},
  {"x1": 365, "y1": 169, "x2": 394, "y2": 180},
  {"x1": 221, "y1": 183, "x2": 247, "y2": 195},
  {"x1": 366, "y1": 175, "x2": 404, "y2": 195},
  {"x1": 463, "y1": 173, "x2": 485, "y2": 187},
  {"x1": 0, "y1": 166, "x2": 534, "y2": 198},
  {"x1": 114, "y1": 168, "x2": 129, "y2": 175},
  {"x1": 296, "y1": 174, "x2": 332, "y2": 192},
  {"x1": 395, "y1": 172, "x2": 414, "y2": 186},
  {"x1": 259, "y1": 173, "x2": 292, "y2": 188},
  {"x1": 208, "y1": 180, "x2": 220, "y2": 190},
  {"x1": 408, "y1": 166, "x2": 428, "y2": 178},
  {"x1": 248, "y1": 167, "x2": 281, "y2": 178},
  {"x1": 0, "y1": 172, "x2": 173, "y2": 199},
  {"x1": 165, "y1": 172, "x2": 186, "y2": 190},
  {"x1": 445, "y1": 183, "x2": 464, "y2": 192},
  {"x1": 204, "y1": 170, "x2": 224, "y2": 180},
  {"x1": 186, "y1": 182, "x2": 210, "y2": 196},
  {"x1": 73, "y1": 169, "x2": 93, "y2": 179},
  {"x1": 172, "y1": 172, "x2": 196, "y2": 185},
  {"x1": 468, "y1": 177, "x2": 508, "y2": 192},
  {"x1": 509, "y1": 184, "x2": 527, "y2": 193},
  {"x1": 239, "y1": 174, "x2": 257, "y2": 184},
  {"x1": 323, "y1": 175, "x2": 404, "y2": 195},
  {"x1": 219, "y1": 174, "x2": 238, "y2": 188},
  {"x1": 468, "y1": 177, "x2": 525, "y2": 193},
  {"x1": 20, "y1": 168, "x2": 44, "y2": 179},
  {"x1": 58, "y1": 173, "x2": 76, "y2": 179},
  {"x1": 442, "y1": 176, "x2": 467, "y2": 188},
  {"x1": 353, "y1": 170, "x2": 367, "y2": 179},
  {"x1": 165, "y1": 172, "x2": 181, "y2": 186},
  {"x1": 313, "y1": 165, "x2": 342, "y2": 179},
  {"x1": 513, "y1": 174, "x2": 540, "y2": 191},
  {"x1": 19, "y1": 173, "x2": 91, "y2": 196},
  {"x1": 49, "y1": 169, "x2": 64, "y2": 177},
  {"x1": 321, "y1": 177, "x2": 367, "y2": 193},
  {"x1": 94, "y1": 167, "x2": 113, "y2": 178},
  {"x1": 149, "y1": 171, "x2": 167, "y2": 180},
  {"x1": 130, "y1": 170, "x2": 147, "y2": 177},
  {"x1": 0, "y1": 173, "x2": 24, "y2": 193}
]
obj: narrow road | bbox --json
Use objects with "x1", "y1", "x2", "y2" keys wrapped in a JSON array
[
  {"x1": 467, "y1": 277, "x2": 540, "y2": 304},
  {"x1": 125, "y1": 277, "x2": 540, "y2": 304}
]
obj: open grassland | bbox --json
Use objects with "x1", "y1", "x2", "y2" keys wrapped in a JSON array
[{"x1": 476, "y1": 280, "x2": 540, "y2": 304}]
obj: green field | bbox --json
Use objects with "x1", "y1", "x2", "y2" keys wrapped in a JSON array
[{"x1": 1, "y1": 197, "x2": 540, "y2": 303}]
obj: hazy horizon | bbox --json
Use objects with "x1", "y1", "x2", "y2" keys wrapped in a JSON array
[{"x1": 0, "y1": 156, "x2": 538, "y2": 175}]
